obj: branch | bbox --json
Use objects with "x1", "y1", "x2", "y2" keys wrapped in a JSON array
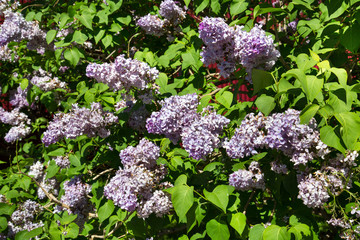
[
  {"x1": 127, "y1": 33, "x2": 141, "y2": 58},
  {"x1": 92, "y1": 168, "x2": 114, "y2": 181},
  {"x1": 243, "y1": 191, "x2": 256, "y2": 215}
]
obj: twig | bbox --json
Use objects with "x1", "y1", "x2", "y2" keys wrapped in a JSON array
[
  {"x1": 90, "y1": 212, "x2": 131, "y2": 239},
  {"x1": 92, "y1": 168, "x2": 114, "y2": 181},
  {"x1": 268, "y1": 200, "x2": 277, "y2": 223},
  {"x1": 243, "y1": 191, "x2": 256, "y2": 215},
  {"x1": 169, "y1": 66, "x2": 182, "y2": 78},
  {"x1": 127, "y1": 33, "x2": 141, "y2": 58},
  {"x1": 202, "y1": 88, "x2": 221, "y2": 97},
  {"x1": 105, "y1": 50, "x2": 116, "y2": 60},
  {"x1": 19, "y1": 4, "x2": 43, "y2": 12}
]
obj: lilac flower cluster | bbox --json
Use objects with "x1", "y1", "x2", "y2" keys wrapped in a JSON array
[
  {"x1": 146, "y1": 94, "x2": 229, "y2": 159},
  {"x1": 28, "y1": 161, "x2": 59, "y2": 200},
  {"x1": 7, "y1": 200, "x2": 44, "y2": 238},
  {"x1": 159, "y1": 0, "x2": 186, "y2": 25},
  {"x1": 104, "y1": 139, "x2": 172, "y2": 218},
  {"x1": 57, "y1": 176, "x2": 92, "y2": 230},
  {"x1": 42, "y1": 102, "x2": 118, "y2": 146},
  {"x1": 0, "y1": 0, "x2": 20, "y2": 13},
  {"x1": 0, "y1": 11, "x2": 50, "y2": 54},
  {"x1": 0, "y1": 107, "x2": 31, "y2": 143},
  {"x1": 137, "y1": 0, "x2": 185, "y2": 38},
  {"x1": 9, "y1": 86, "x2": 29, "y2": 109},
  {"x1": 0, "y1": 44, "x2": 18, "y2": 62},
  {"x1": 199, "y1": 17, "x2": 280, "y2": 80},
  {"x1": 86, "y1": 54, "x2": 159, "y2": 92},
  {"x1": 224, "y1": 109, "x2": 329, "y2": 166},
  {"x1": 30, "y1": 68, "x2": 67, "y2": 91},
  {"x1": 53, "y1": 155, "x2": 71, "y2": 169},
  {"x1": 229, "y1": 161, "x2": 265, "y2": 191}
]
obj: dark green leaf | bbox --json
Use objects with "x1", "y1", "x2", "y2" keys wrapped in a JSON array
[
  {"x1": 203, "y1": 185, "x2": 234, "y2": 213},
  {"x1": 300, "y1": 104, "x2": 319, "y2": 124},
  {"x1": 98, "y1": 200, "x2": 115, "y2": 223}
]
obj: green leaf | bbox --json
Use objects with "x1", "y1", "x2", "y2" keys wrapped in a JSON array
[
  {"x1": 182, "y1": 51, "x2": 201, "y2": 70},
  {"x1": 171, "y1": 185, "x2": 194, "y2": 222},
  {"x1": 64, "y1": 48, "x2": 81, "y2": 67},
  {"x1": 230, "y1": 212, "x2": 247, "y2": 235},
  {"x1": 98, "y1": 200, "x2": 115, "y2": 223},
  {"x1": 211, "y1": 0, "x2": 221, "y2": 14},
  {"x1": 215, "y1": 91, "x2": 233, "y2": 109},
  {"x1": 59, "y1": 13, "x2": 70, "y2": 28},
  {"x1": 78, "y1": 13, "x2": 94, "y2": 30},
  {"x1": 252, "y1": 68, "x2": 274, "y2": 94},
  {"x1": 203, "y1": 185, "x2": 234, "y2": 213},
  {"x1": 335, "y1": 112, "x2": 360, "y2": 150},
  {"x1": 84, "y1": 89, "x2": 96, "y2": 103},
  {"x1": 69, "y1": 153, "x2": 81, "y2": 167},
  {"x1": 46, "y1": 161, "x2": 60, "y2": 179},
  {"x1": 117, "y1": 16, "x2": 132, "y2": 25},
  {"x1": 262, "y1": 225, "x2": 290, "y2": 240},
  {"x1": 340, "y1": 24, "x2": 360, "y2": 53},
  {"x1": 46, "y1": 30, "x2": 57, "y2": 44},
  {"x1": 102, "y1": 34, "x2": 113, "y2": 49},
  {"x1": 60, "y1": 211, "x2": 77, "y2": 225},
  {"x1": 0, "y1": 203, "x2": 16, "y2": 216},
  {"x1": 66, "y1": 222, "x2": 79, "y2": 239},
  {"x1": 320, "y1": 125, "x2": 345, "y2": 152},
  {"x1": 300, "y1": 104, "x2": 319, "y2": 124},
  {"x1": 289, "y1": 224, "x2": 311, "y2": 240},
  {"x1": 206, "y1": 219, "x2": 230, "y2": 240},
  {"x1": 73, "y1": 31, "x2": 88, "y2": 44},
  {"x1": 302, "y1": 75, "x2": 324, "y2": 102},
  {"x1": 97, "y1": 10, "x2": 109, "y2": 24},
  {"x1": 230, "y1": 0, "x2": 248, "y2": 16},
  {"x1": 47, "y1": 148, "x2": 65, "y2": 157},
  {"x1": 184, "y1": 0, "x2": 191, "y2": 7},
  {"x1": 329, "y1": 68, "x2": 347, "y2": 86},
  {"x1": 95, "y1": 29, "x2": 105, "y2": 44},
  {"x1": 20, "y1": 78, "x2": 29, "y2": 90},
  {"x1": 255, "y1": 95, "x2": 275, "y2": 116},
  {"x1": 249, "y1": 224, "x2": 265, "y2": 240},
  {"x1": 0, "y1": 216, "x2": 7, "y2": 231},
  {"x1": 253, "y1": 6, "x2": 285, "y2": 18},
  {"x1": 195, "y1": 0, "x2": 210, "y2": 14}
]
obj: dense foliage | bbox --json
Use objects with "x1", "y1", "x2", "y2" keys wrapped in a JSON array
[{"x1": 1, "y1": 0, "x2": 360, "y2": 239}]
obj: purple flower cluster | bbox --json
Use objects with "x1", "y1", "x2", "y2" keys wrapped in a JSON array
[
  {"x1": 137, "y1": 14, "x2": 166, "y2": 37},
  {"x1": 147, "y1": 94, "x2": 229, "y2": 159},
  {"x1": 0, "y1": 44, "x2": 18, "y2": 62},
  {"x1": 104, "y1": 139, "x2": 172, "y2": 218},
  {"x1": 0, "y1": 11, "x2": 50, "y2": 54},
  {"x1": 199, "y1": 17, "x2": 280, "y2": 80},
  {"x1": 86, "y1": 54, "x2": 159, "y2": 92},
  {"x1": 137, "y1": 0, "x2": 185, "y2": 38},
  {"x1": 0, "y1": 107, "x2": 31, "y2": 143},
  {"x1": 7, "y1": 200, "x2": 44, "y2": 238},
  {"x1": 53, "y1": 155, "x2": 71, "y2": 169},
  {"x1": 42, "y1": 102, "x2": 118, "y2": 146},
  {"x1": 224, "y1": 109, "x2": 329, "y2": 166},
  {"x1": 57, "y1": 176, "x2": 93, "y2": 230},
  {"x1": 296, "y1": 151, "x2": 358, "y2": 208},
  {"x1": 30, "y1": 68, "x2": 67, "y2": 91},
  {"x1": 9, "y1": 86, "x2": 29, "y2": 109},
  {"x1": 229, "y1": 161, "x2": 265, "y2": 191},
  {"x1": 159, "y1": 0, "x2": 186, "y2": 25}
]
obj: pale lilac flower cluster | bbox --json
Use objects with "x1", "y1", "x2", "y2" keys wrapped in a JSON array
[
  {"x1": 31, "y1": 68, "x2": 67, "y2": 91},
  {"x1": 297, "y1": 171, "x2": 330, "y2": 208},
  {"x1": 351, "y1": 206, "x2": 360, "y2": 218},
  {"x1": 42, "y1": 102, "x2": 118, "y2": 146},
  {"x1": 9, "y1": 86, "x2": 29, "y2": 109},
  {"x1": 0, "y1": 11, "x2": 50, "y2": 54},
  {"x1": 229, "y1": 161, "x2": 265, "y2": 191},
  {"x1": 147, "y1": 94, "x2": 229, "y2": 159},
  {"x1": 104, "y1": 139, "x2": 172, "y2": 218},
  {"x1": 53, "y1": 155, "x2": 71, "y2": 169},
  {"x1": 0, "y1": 0, "x2": 20, "y2": 13},
  {"x1": 199, "y1": 17, "x2": 280, "y2": 80},
  {"x1": 146, "y1": 94, "x2": 199, "y2": 143},
  {"x1": 137, "y1": 14, "x2": 166, "y2": 37},
  {"x1": 159, "y1": 0, "x2": 186, "y2": 25},
  {"x1": 28, "y1": 161, "x2": 59, "y2": 200},
  {"x1": 57, "y1": 176, "x2": 92, "y2": 230},
  {"x1": 327, "y1": 218, "x2": 351, "y2": 229},
  {"x1": 270, "y1": 161, "x2": 288, "y2": 174},
  {"x1": 7, "y1": 200, "x2": 44, "y2": 238},
  {"x1": 181, "y1": 108, "x2": 230, "y2": 160},
  {"x1": 137, "y1": 0, "x2": 185, "y2": 38},
  {"x1": 224, "y1": 109, "x2": 329, "y2": 166},
  {"x1": 223, "y1": 112, "x2": 266, "y2": 159},
  {"x1": 86, "y1": 55, "x2": 159, "y2": 91},
  {"x1": 0, "y1": 107, "x2": 31, "y2": 143}
]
